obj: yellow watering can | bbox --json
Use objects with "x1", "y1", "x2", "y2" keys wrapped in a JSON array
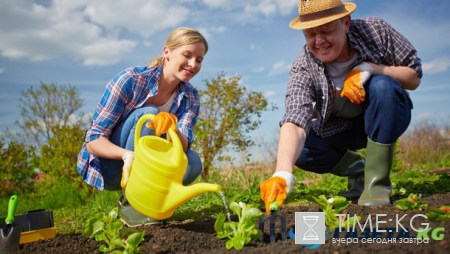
[{"x1": 125, "y1": 114, "x2": 221, "y2": 220}]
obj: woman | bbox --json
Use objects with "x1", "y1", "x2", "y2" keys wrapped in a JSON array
[{"x1": 77, "y1": 27, "x2": 208, "y2": 226}]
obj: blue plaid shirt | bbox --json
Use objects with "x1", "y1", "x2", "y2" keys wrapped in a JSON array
[
  {"x1": 77, "y1": 66, "x2": 200, "y2": 190},
  {"x1": 282, "y1": 17, "x2": 422, "y2": 137}
]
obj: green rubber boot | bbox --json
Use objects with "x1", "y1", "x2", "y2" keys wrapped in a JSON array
[
  {"x1": 330, "y1": 150, "x2": 365, "y2": 201},
  {"x1": 118, "y1": 194, "x2": 161, "y2": 227},
  {"x1": 358, "y1": 138, "x2": 395, "y2": 206}
]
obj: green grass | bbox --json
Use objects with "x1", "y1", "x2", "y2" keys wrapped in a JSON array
[
  {"x1": 1, "y1": 121, "x2": 449, "y2": 236},
  {"x1": 1, "y1": 167, "x2": 449, "y2": 236}
]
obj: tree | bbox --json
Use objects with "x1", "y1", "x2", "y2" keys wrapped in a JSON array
[
  {"x1": 0, "y1": 135, "x2": 38, "y2": 197},
  {"x1": 16, "y1": 82, "x2": 84, "y2": 147},
  {"x1": 193, "y1": 73, "x2": 277, "y2": 181},
  {"x1": 36, "y1": 124, "x2": 93, "y2": 197}
]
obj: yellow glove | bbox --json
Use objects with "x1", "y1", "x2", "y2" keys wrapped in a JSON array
[
  {"x1": 260, "y1": 171, "x2": 294, "y2": 214},
  {"x1": 120, "y1": 151, "x2": 134, "y2": 188},
  {"x1": 146, "y1": 112, "x2": 178, "y2": 136},
  {"x1": 341, "y1": 62, "x2": 373, "y2": 105}
]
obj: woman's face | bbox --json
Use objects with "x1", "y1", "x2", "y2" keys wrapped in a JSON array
[
  {"x1": 163, "y1": 42, "x2": 206, "y2": 83},
  {"x1": 303, "y1": 17, "x2": 351, "y2": 63}
]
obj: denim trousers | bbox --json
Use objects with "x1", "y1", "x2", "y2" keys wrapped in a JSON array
[
  {"x1": 101, "y1": 105, "x2": 203, "y2": 190},
  {"x1": 295, "y1": 75, "x2": 413, "y2": 174}
]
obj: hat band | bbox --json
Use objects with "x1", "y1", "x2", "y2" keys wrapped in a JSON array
[{"x1": 299, "y1": 5, "x2": 346, "y2": 22}]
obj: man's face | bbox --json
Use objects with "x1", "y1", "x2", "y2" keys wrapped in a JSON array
[{"x1": 303, "y1": 17, "x2": 350, "y2": 63}]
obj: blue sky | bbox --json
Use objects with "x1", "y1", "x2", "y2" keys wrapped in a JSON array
[{"x1": 1, "y1": 0, "x2": 449, "y2": 156}]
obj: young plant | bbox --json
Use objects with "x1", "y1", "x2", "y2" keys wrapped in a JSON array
[
  {"x1": 306, "y1": 195, "x2": 356, "y2": 230},
  {"x1": 83, "y1": 207, "x2": 145, "y2": 254},
  {"x1": 214, "y1": 201, "x2": 264, "y2": 250},
  {"x1": 394, "y1": 193, "x2": 428, "y2": 211},
  {"x1": 425, "y1": 205, "x2": 450, "y2": 222}
]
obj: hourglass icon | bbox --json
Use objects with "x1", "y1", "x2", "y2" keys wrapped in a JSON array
[{"x1": 302, "y1": 215, "x2": 319, "y2": 240}]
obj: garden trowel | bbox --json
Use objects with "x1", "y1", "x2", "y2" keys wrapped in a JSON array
[
  {"x1": 258, "y1": 201, "x2": 287, "y2": 243},
  {"x1": 0, "y1": 195, "x2": 22, "y2": 254}
]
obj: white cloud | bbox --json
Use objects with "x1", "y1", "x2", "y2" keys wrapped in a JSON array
[
  {"x1": 269, "y1": 61, "x2": 291, "y2": 75},
  {"x1": 211, "y1": 26, "x2": 227, "y2": 33},
  {"x1": 143, "y1": 41, "x2": 152, "y2": 47},
  {"x1": 275, "y1": 0, "x2": 298, "y2": 16},
  {"x1": 422, "y1": 56, "x2": 450, "y2": 74},
  {"x1": 83, "y1": 1, "x2": 189, "y2": 38},
  {"x1": 202, "y1": 0, "x2": 231, "y2": 9},
  {"x1": 0, "y1": 68, "x2": 4, "y2": 74},
  {"x1": 0, "y1": 0, "x2": 189, "y2": 66},
  {"x1": 264, "y1": 90, "x2": 276, "y2": 98},
  {"x1": 252, "y1": 66, "x2": 265, "y2": 73},
  {"x1": 245, "y1": 0, "x2": 277, "y2": 16},
  {"x1": 80, "y1": 39, "x2": 136, "y2": 66},
  {"x1": 244, "y1": 0, "x2": 297, "y2": 16}
]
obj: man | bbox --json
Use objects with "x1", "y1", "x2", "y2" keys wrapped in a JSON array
[{"x1": 260, "y1": 0, "x2": 422, "y2": 213}]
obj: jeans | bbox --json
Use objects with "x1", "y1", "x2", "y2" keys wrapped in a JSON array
[
  {"x1": 295, "y1": 75, "x2": 412, "y2": 174},
  {"x1": 100, "y1": 105, "x2": 203, "y2": 190}
]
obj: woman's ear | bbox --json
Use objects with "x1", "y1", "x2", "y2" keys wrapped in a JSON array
[{"x1": 163, "y1": 46, "x2": 170, "y2": 60}]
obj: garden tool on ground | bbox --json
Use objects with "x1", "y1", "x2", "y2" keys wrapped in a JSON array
[
  {"x1": 258, "y1": 202, "x2": 286, "y2": 243},
  {"x1": 330, "y1": 149, "x2": 365, "y2": 201},
  {"x1": 0, "y1": 195, "x2": 22, "y2": 254},
  {"x1": 358, "y1": 138, "x2": 395, "y2": 206}
]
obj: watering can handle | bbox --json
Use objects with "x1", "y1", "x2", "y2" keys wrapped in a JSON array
[{"x1": 134, "y1": 114, "x2": 183, "y2": 164}]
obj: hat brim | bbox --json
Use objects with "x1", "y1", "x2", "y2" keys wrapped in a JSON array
[{"x1": 289, "y1": 3, "x2": 356, "y2": 30}]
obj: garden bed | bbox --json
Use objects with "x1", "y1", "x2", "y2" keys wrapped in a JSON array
[{"x1": 17, "y1": 192, "x2": 450, "y2": 254}]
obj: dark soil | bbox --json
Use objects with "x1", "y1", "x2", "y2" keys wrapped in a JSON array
[{"x1": 17, "y1": 193, "x2": 450, "y2": 254}]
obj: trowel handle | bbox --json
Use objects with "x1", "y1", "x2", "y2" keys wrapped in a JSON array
[
  {"x1": 5, "y1": 195, "x2": 18, "y2": 224},
  {"x1": 269, "y1": 201, "x2": 279, "y2": 213}
]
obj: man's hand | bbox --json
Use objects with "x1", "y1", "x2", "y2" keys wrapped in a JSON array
[
  {"x1": 120, "y1": 151, "x2": 134, "y2": 188},
  {"x1": 146, "y1": 112, "x2": 178, "y2": 136},
  {"x1": 341, "y1": 62, "x2": 373, "y2": 104},
  {"x1": 260, "y1": 171, "x2": 294, "y2": 214}
]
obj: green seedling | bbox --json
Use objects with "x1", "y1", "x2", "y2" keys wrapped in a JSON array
[
  {"x1": 83, "y1": 207, "x2": 145, "y2": 254},
  {"x1": 425, "y1": 205, "x2": 450, "y2": 222},
  {"x1": 214, "y1": 201, "x2": 264, "y2": 250},
  {"x1": 394, "y1": 193, "x2": 428, "y2": 211},
  {"x1": 306, "y1": 195, "x2": 357, "y2": 230}
]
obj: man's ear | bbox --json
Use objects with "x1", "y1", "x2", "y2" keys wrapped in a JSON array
[{"x1": 344, "y1": 15, "x2": 351, "y2": 32}]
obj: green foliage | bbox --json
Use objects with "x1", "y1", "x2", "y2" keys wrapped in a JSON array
[
  {"x1": 394, "y1": 193, "x2": 428, "y2": 211},
  {"x1": 84, "y1": 207, "x2": 145, "y2": 254},
  {"x1": 391, "y1": 171, "x2": 450, "y2": 196},
  {"x1": 16, "y1": 82, "x2": 84, "y2": 147},
  {"x1": 0, "y1": 135, "x2": 39, "y2": 197},
  {"x1": 193, "y1": 73, "x2": 277, "y2": 180},
  {"x1": 214, "y1": 201, "x2": 264, "y2": 250},
  {"x1": 305, "y1": 195, "x2": 357, "y2": 230},
  {"x1": 426, "y1": 206, "x2": 450, "y2": 222},
  {"x1": 39, "y1": 125, "x2": 86, "y2": 186}
]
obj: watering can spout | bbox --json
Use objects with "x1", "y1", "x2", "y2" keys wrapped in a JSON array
[{"x1": 164, "y1": 182, "x2": 221, "y2": 212}]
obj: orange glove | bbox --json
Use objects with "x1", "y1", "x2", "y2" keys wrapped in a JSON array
[
  {"x1": 260, "y1": 171, "x2": 294, "y2": 214},
  {"x1": 341, "y1": 62, "x2": 373, "y2": 105},
  {"x1": 146, "y1": 112, "x2": 178, "y2": 136}
]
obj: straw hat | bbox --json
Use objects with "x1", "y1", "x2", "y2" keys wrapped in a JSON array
[{"x1": 289, "y1": 0, "x2": 356, "y2": 30}]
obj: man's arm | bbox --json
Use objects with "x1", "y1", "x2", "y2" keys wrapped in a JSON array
[
  {"x1": 370, "y1": 64, "x2": 421, "y2": 90},
  {"x1": 275, "y1": 122, "x2": 307, "y2": 174}
]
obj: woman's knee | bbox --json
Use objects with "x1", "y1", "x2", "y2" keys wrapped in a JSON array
[
  {"x1": 183, "y1": 150, "x2": 203, "y2": 185},
  {"x1": 130, "y1": 105, "x2": 160, "y2": 119}
]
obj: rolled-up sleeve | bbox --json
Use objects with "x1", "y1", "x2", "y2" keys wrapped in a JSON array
[{"x1": 280, "y1": 58, "x2": 315, "y2": 134}]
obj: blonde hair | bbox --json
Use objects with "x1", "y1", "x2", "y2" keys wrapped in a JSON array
[{"x1": 148, "y1": 27, "x2": 208, "y2": 68}]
